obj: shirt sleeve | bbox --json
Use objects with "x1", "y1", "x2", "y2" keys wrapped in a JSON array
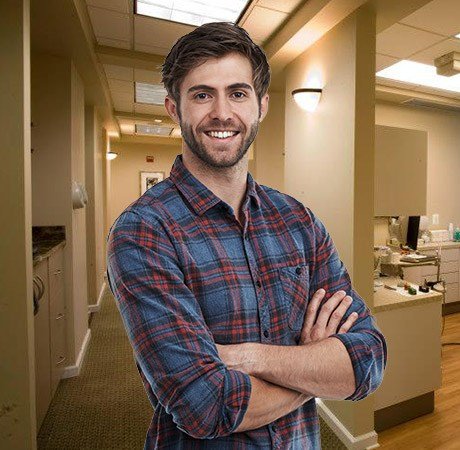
[
  {"x1": 305, "y1": 207, "x2": 387, "y2": 401},
  {"x1": 106, "y1": 210, "x2": 252, "y2": 438}
]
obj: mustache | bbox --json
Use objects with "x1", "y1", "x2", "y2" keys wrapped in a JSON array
[{"x1": 197, "y1": 121, "x2": 243, "y2": 132}]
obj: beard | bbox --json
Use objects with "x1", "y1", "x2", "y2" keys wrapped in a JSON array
[{"x1": 179, "y1": 118, "x2": 259, "y2": 169}]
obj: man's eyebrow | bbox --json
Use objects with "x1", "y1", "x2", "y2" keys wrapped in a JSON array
[{"x1": 187, "y1": 83, "x2": 254, "y2": 94}]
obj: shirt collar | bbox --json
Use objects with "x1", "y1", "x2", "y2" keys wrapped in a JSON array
[{"x1": 169, "y1": 154, "x2": 261, "y2": 216}]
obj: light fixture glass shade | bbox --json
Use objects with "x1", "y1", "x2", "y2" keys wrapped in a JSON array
[
  {"x1": 292, "y1": 88, "x2": 322, "y2": 112},
  {"x1": 106, "y1": 152, "x2": 118, "y2": 161}
]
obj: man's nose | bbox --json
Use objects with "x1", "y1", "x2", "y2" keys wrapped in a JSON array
[{"x1": 210, "y1": 96, "x2": 233, "y2": 122}]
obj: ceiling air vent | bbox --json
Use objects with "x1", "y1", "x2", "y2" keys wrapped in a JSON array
[
  {"x1": 136, "y1": 124, "x2": 173, "y2": 136},
  {"x1": 401, "y1": 98, "x2": 460, "y2": 112}
]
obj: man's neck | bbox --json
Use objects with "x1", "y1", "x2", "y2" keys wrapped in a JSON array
[{"x1": 182, "y1": 151, "x2": 248, "y2": 222}]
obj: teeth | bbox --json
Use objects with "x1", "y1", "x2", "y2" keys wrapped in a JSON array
[{"x1": 207, "y1": 131, "x2": 237, "y2": 139}]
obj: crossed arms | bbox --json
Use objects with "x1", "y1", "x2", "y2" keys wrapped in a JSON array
[{"x1": 107, "y1": 210, "x2": 387, "y2": 438}]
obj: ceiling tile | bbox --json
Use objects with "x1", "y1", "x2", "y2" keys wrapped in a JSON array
[
  {"x1": 108, "y1": 79, "x2": 134, "y2": 95},
  {"x1": 377, "y1": 23, "x2": 445, "y2": 59},
  {"x1": 97, "y1": 37, "x2": 131, "y2": 49},
  {"x1": 409, "y1": 38, "x2": 460, "y2": 65},
  {"x1": 88, "y1": 6, "x2": 131, "y2": 41},
  {"x1": 134, "y1": 68, "x2": 163, "y2": 84},
  {"x1": 113, "y1": 100, "x2": 134, "y2": 112},
  {"x1": 376, "y1": 53, "x2": 400, "y2": 72},
  {"x1": 134, "y1": 103, "x2": 167, "y2": 115},
  {"x1": 135, "y1": 15, "x2": 194, "y2": 49},
  {"x1": 400, "y1": 0, "x2": 460, "y2": 37},
  {"x1": 111, "y1": 91, "x2": 134, "y2": 103},
  {"x1": 256, "y1": 0, "x2": 303, "y2": 14},
  {"x1": 104, "y1": 64, "x2": 134, "y2": 81},
  {"x1": 86, "y1": 0, "x2": 130, "y2": 14},
  {"x1": 134, "y1": 43, "x2": 170, "y2": 56},
  {"x1": 242, "y1": 6, "x2": 287, "y2": 43}
]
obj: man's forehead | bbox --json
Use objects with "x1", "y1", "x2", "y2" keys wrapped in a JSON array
[{"x1": 180, "y1": 53, "x2": 254, "y2": 91}]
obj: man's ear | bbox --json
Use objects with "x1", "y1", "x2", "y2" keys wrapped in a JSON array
[
  {"x1": 259, "y1": 93, "x2": 269, "y2": 123},
  {"x1": 165, "y1": 96, "x2": 180, "y2": 124}
]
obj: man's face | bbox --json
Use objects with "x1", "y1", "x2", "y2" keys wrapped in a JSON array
[{"x1": 165, "y1": 52, "x2": 269, "y2": 169}]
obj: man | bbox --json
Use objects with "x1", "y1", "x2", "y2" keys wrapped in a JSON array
[{"x1": 107, "y1": 22, "x2": 386, "y2": 449}]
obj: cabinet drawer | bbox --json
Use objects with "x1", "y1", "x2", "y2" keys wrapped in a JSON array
[
  {"x1": 441, "y1": 260, "x2": 458, "y2": 274},
  {"x1": 426, "y1": 271, "x2": 458, "y2": 284},
  {"x1": 421, "y1": 248, "x2": 459, "y2": 262},
  {"x1": 445, "y1": 282, "x2": 459, "y2": 304}
]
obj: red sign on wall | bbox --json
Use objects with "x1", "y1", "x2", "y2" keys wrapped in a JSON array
[{"x1": 146, "y1": 155, "x2": 154, "y2": 163}]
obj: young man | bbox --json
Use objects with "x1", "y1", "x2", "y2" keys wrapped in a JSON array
[{"x1": 107, "y1": 22, "x2": 386, "y2": 449}]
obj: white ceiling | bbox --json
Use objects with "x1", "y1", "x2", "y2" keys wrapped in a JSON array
[{"x1": 84, "y1": 0, "x2": 460, "y2": 139}]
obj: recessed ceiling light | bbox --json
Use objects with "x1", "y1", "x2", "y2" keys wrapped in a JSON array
[
  {"x1": 154, "y1": 119, "x2": 162, "y2": 123},
  {"x1": 135, "y1": 82, "x2": 167, "y2": 105},
  {"x1": 136, "y1": 124, "x2": 173, "y2": 136},
  {"x1": 135, "y1": 0, "x2": 250, "y2": 27},
  {"x1": 377, "y1": 60, "x2": 460, "y2": 94},
  {"x1": 455, "y1": 33, "x2": 460, "y2": 39}
]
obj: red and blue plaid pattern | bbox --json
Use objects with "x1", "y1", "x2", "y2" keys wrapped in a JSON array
[{"x1": 107, "y1": 155, "x2": 387, "y2": 449}]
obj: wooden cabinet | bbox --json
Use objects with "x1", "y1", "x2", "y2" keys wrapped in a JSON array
[
  {"x1": 48, "y1": 249, "x2": 67, "y2": 395},
  {"x1": 33, "y1": 259, "x2": 51, "y2": 429},
  {"x1": 374, "y1": 125, "x2": 427, "y2": 216},
  {"x1": 33, "y1": 245, "x2": 66, "y2": 430},
  {"x1": 402, "y1": 247, "x2": 460, "y2": 305}
]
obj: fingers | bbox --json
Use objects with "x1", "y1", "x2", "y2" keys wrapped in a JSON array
[
  {"x1": 325, "y1": 294, "x2": 353, "y2": 334},
  {"x1": 301, "y1": 288, "x2": 326, "y2": 340},
  {"x1": 337, "y1": 311, "x2": 359, "y2": 334},
  {"x1": 315, "y1": 290, "x2": 347, "y2": 330}
]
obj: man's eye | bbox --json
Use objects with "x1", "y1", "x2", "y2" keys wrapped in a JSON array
[
  {"x1": 232, "y1": 91, "x2": 246, "y2": 99},
  {"x1": 195, "y1": 93, "x2": 209, "y2": 100}
]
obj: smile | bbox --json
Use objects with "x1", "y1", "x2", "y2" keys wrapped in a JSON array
[{"x1": 205, "y1": 130, "x2": 239, "y2": 139}]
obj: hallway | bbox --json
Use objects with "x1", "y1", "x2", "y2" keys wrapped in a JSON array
[{"x1": 37, "y1": 287, "x2": 152, "y2": 449}]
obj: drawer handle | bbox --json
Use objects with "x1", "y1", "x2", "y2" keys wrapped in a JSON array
[
  {"x1": 56, "y1": 356, "x2": 66, "y2": 366},
  {"x1": 53, "y1": 269, "x2": 62, "y2": 275},
  {"x1": 56, "y1": 313, "x2": 64, "y2": 320}
]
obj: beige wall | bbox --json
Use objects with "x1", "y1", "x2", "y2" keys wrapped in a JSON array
[
  {"x1": 376, "y1": 102, "x2": 460, "y2": 229},
  {"x1": 31, "y1": 53, "x2": 88, "y2": 367},
  {"x1": 85, "y1": 106, "x2": 105, "y2": 305},
  {"x1": 284, "y1": 6, "x2": 377, "y2": 440},
  {"x1": 109, "y1": 140, "x2": 181, "y2": 227},
  {"x1": 254, "y1": 91, "x2": 285, "y2": 191},
  {"x1": 0, "y1": 1, "x2": 36, "y2": 447}
]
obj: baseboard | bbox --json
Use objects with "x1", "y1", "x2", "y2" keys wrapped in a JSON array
[
  {"x1": 316, "y1": 399, "x2": 379, "y2": 449},
  {"x1": 88, "y1": 281, "x2": 106, "y2": 313},
  {"x1": 62, "y1": 328, "x2": 91, "y2": 379}
]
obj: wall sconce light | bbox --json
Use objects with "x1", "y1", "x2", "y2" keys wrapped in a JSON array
[
  {"x1": 292, "y1": 88, "x2": 322, "y2": 112},
  {"x1": 106, "y1": 152, "x2": 118, "y2": 161}
]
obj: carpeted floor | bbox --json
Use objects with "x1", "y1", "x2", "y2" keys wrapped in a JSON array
[{"x1": 37, "y1": 285, "x2": 346, "y2": 449}]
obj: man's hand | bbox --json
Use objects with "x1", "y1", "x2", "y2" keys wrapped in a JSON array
[{"x1": 299, "y1": 289, "x2": 358, "y2": 345}]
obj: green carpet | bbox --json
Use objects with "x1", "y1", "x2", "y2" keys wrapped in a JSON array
[{"x1": 37, "y1": 286, "x2": 346, "y2": 449}]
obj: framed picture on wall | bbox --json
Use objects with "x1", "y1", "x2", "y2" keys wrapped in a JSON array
[{"x1": 140, "y1": 171, "x2": 165, "y2": 195}]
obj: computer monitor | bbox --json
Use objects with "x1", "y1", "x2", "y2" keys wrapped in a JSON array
[{"x1": 406, "y1": 216, "x2": 420, "y2": 251}]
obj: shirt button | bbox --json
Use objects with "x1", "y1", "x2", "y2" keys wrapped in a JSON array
[
  {"x1": 256, "y1": 280, "x2": 262, "y2": 288},
  {"x1": 296, "y1": 266, "x2": 302, "y2": 275},
  {"x1": 271, "y1": 424, "x2": 277, "y2": 432},
  {"x1": 263, "y1": 329, "x2": 269, "y2": 338},
  {"x1": 245, "y1": 234, "x2": 250, "y2": 240}
]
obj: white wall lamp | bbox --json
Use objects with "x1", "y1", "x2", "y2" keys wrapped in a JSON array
[
  {"x1": 292, "y1": 88, "x2": 322, "y2": 112},
  {"x1": 106, "y1": 152, "x2": 118, "y2": 161}
]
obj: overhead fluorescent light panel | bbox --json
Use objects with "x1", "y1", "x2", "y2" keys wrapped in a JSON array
[
  {"x1": 135, "y1": 82, "x2": 168, "y2": 105},
  {"x1": 377, "y1": 60, "x2": 460, "y2": 94},
  {"x1": 434, "y1": 52, "x2": 460, "y2": 77},
  {"x1": 135, "y1": 0, "x2": 250, "y2": 27}
]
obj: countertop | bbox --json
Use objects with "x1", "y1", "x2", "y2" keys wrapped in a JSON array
[
  {"x1": 33, "y1": 240, "x2": 66, "y2": 266},
  {"x1": 373, "y1": 276, "x2": 443, "y2": 313},
  {"x1": 417, "y1": 241, "x2": 460, "y2": 250}
]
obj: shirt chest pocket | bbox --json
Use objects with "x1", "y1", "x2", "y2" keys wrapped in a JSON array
[{"x1": 279, "y1": 265, "x2": 310, "y2": 331}]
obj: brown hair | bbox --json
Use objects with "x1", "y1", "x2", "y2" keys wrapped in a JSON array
[{"x1": 162, "y1": 22, "x2": 270, "y2": 107}]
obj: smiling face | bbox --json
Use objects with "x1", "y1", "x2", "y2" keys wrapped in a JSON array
[{"x1": 165, "y1": 52, "x2": 269, "y2": 169}]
